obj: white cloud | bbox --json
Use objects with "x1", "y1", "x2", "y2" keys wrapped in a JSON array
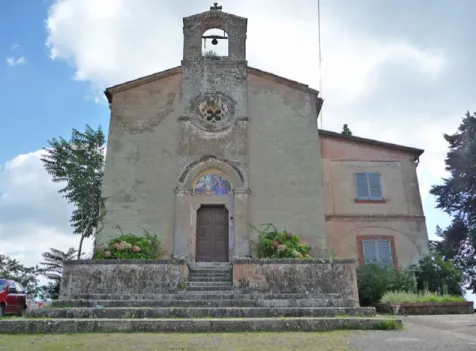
[
  {"x1": 11, "y1": 44, "x2": 20, "y2": 51},
  {"x1": 6, "y1": 56, "x2": 27, "y2": 66},
  {"x1": 0, "y1": 151, "x2": 93, "y2": 269}
]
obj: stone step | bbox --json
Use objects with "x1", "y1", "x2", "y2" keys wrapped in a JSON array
[
  {"x1": 0, "y1": 317, "x2": 402, "y2": 334},
  {"x1": 185, "y1": 286, "x2": 234, "y2": 291},
  {"x1": 187, "y1": 281, "x2": 232, "y2": 287},
  {"x1": 188, "y1": 263, "x2": 232, "y2": 269},
  {"x1": 189, "y1": 269, "x2": 232, "y2": 274},
  {"x1": 189, "y1": 272, "x2": 233, "y2": 278},
  {"x1": 68, "y1": 293, "x2": 344, "y2": 301},
  {"x1": 28, "y1": 307, "x2": 376, "y2": 319},
  {"x1": 188, "y1": 276, "x2": 231, "y2": 282},
  {"x1": 53, "y1": 298, "x2": 357, "y2": 308}
]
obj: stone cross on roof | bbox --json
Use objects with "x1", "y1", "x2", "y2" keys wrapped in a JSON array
[{"x1": 210, "y1": 2, "x2": 222, "y2": 11}]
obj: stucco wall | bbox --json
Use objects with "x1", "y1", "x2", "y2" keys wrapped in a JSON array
[
  {"x1": 326, "y1": 219, "x2": 428, "y2": 266},
  {"x1": 247, "y1": 73, "x2": 327, "y2": 256},
  {"x1": 320, "y1": 135, "x2": 429, "y2": 266},
  {"x1": 97, "y1": 72, "x2": 182, "y2": 257}
]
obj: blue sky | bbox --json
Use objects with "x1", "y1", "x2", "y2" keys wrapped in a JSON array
[
  {"x1": 0, "y1": 0, "x2": 108, "y2": 165},
  {"x1": 0, "y1": 0, "x2": 474, "y2": 301}
]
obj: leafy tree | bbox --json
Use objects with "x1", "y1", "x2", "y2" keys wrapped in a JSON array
[
  {"x1": 38, "y1": 247, "x2": 77, "y2": 300},
  {"x1": 430, "y1": 111, "x2": 476, "y2": 293},
  {"x1": 342, "y1": 124, "x2": 352, "y2": 136},
  {"x1": 411, "y1": 255, "x2": 464, "y2": 296},
  {"x1": 41, "y1": 125, "x2": 106, "y2": 259},
  {"x1": 357, "y1": 264, "x2": 416, "y2": 306},
  {"x1": 0, "y1": 254, "x2": 39, "y2": 295}
]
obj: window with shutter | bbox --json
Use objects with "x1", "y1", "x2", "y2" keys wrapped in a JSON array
[
  {"x1": 361, "y1": 239, "x2": 393, "y2": 267},
  {"x1": 377, "y1": 240, "x2": 393, "y2": 268},
  {"x1": 362, "y1": 240, "x2": 378, "y2": 264},
  {"x1": 354, "y1": 172, "x2": 383, "y2": 200}
]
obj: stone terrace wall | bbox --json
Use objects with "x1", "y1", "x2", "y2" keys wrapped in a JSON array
[
  {"x1": 232, "y1": 259, "x2": 359, "y2": 301},
  {"x1": 59, "y1": 260, "x2": 189, "y2": 299},
  {"x1": 376, "y1": 302, "x2": 474, "y2": 315}
]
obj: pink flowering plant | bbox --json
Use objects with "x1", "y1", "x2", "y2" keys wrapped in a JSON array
[
  {"x1": 253, "y1": 223, "x2": 312, "y2": 259},
  {"x1": 94, "y1": 230, "x2": 161, "y2": 260}
]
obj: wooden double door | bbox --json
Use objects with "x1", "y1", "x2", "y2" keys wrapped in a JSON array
[{"x1": 196, "y1": 205, "x2": 229, "y2": 262}]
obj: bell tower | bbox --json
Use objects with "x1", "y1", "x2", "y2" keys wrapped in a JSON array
[
  {"x1": 174, "y1": 4, "x2": 251, "y2": 260},
  {"x1": 182, "y1": 3, "x2": 247, "y2": 62},
  {"x1": 179, "y1": 3, "x2": 249, "y2": 130}
]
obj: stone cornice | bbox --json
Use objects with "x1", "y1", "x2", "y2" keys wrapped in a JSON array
[
  {"x1": 233, "y1": 188, "x2": 251, "y2": 195},
  {"x1": 232, "y1": 258, "x2": 357, "y2": 264},
  {"x1": 174, "y1": 187, "x2": 193, "y2": 195},
  {"x1": 325, "y1": 214, "x2": 426, "y2": 221},
  {"x1": 64, "y1": 259, "x2": 187, "y2": 265}
]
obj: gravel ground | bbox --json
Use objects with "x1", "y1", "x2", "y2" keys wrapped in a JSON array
[{"x1": 349, "y1": 315, "x2": 476, "y2": 351}]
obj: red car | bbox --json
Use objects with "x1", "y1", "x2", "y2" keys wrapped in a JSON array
[{"x1": 0, "y1": 279, "x2": 27, "y2": 316}]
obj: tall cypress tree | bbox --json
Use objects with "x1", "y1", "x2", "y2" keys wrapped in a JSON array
[{"x1": 430, "y1": 112, "x2": 476, "y2": 293}]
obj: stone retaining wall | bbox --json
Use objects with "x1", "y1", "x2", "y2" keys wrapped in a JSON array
[
  {"x1": 59, "y1": 260, "x2": 189, "y2": 299},
  {"x1": 232, "y1": 259, "x2": 359, "y2": 301},
  {"x1": 375, "y1": 301, "x2": 474, "y2": 315}
]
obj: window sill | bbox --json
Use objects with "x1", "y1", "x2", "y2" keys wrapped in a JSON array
[{"x1": 354, "y1": 198, "x2": 386, "y2": 204}]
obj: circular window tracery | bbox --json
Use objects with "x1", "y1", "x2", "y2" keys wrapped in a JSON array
[
  {"x1": 190, "y1": 92, "x2": 236, "y2": 132},
  {"x1": 198, "y1": 97, "x2": 229, "y2": 124}
]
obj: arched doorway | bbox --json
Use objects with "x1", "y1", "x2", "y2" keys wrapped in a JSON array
[{"x1": 173, "y1": 156, "x2": 251, "y2": 262}]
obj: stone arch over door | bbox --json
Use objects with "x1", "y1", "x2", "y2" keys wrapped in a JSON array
[{"x1": 173, "y1": 156, "x2": 250, "y2": 262}]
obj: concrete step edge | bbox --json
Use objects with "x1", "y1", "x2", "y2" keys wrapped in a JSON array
[
  {"x1": 27, "y1": 307, "x2": 376, "y2": 319},
  {"x1": 52, "y1": 299, "x2": 355, "y2": 308},
  {"x1": 67, "y1": 293, "x2": 345, "y2": 300},
  {"x1": 187, "y1": 281, "x2": 233, "y2": 286},
  {"x1": 0, "y1": 317, "x2": 402, "y2": 333}
]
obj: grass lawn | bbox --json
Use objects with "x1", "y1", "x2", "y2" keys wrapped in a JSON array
[
  {"x1": 0, "y1": 332, "x2": 352, "y2": 351},
  {"x1": 380, "y1": 291, "x2": 466, "y2": 304}
]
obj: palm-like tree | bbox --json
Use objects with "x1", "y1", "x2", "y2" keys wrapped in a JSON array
[
  {"x1": 39, "y1": 248, "x2": 77, "y2": 300},
  {"x1": 39, "y1": 248, "x2": 77, "y2": 281}
]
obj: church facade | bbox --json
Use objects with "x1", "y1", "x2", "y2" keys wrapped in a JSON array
[{"x1": 98, "y1": 6, "x2": 429, "y2": 267}]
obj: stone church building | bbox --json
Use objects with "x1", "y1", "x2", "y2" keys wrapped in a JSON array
[{"x1": 98, "y1": 5, "x2": 429, "y2": 267}]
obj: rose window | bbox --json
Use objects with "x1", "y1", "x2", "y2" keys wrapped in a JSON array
[{"x1": 198, "y1": 97, "x2": 229, "y2": 124}]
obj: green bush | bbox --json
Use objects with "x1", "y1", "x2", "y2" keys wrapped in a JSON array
[
  {"x1": 381, "y1": 291, "x2": 466, "y2": 304},
  {"x1": 357, "y1": 264, "x2": 416, "y2": 306},
  {"x1": 411, "y1": 255, "x2": 464, "y2": 296},
  {"x1": 388, "y1": 267, "x2": 417, "y2": 293},
  {"x1": 94, "y1": 230, "x2": 161, "y2": 260},
  {"x1": 253, "y1": 223, "x2": 312, "y2": 259}
]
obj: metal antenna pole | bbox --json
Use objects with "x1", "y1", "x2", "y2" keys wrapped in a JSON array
[{"x1": 317, "y1": 0, "x2": 323, "y2": 129}]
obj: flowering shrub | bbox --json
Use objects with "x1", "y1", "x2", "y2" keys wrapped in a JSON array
[
  {"x1": 94, "y1": 230, "x2": 161, "y2": 260},
  {"x1": 253, "y1": 223, "x2": 312, "y2": 259}
]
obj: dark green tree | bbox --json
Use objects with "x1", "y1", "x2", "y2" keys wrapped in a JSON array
[
  {"x1": 412, "y1": 254, "x2": 464, "y2": 296},
  {"x1": 38, "y1": 247, "x2": 77, "y2": 300},
  {"x1": 430, "y1": 111, "x2": 476, "y2": 293},
  {"x1": 0, "y1": 254, "x2": 40, "y2": 295},
  {"x1": 41, "y1": 125, "x2": 106, "y2": 259},
  {"x1": 342, "y1": 124, "x2": 352, "y2": 136}
]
